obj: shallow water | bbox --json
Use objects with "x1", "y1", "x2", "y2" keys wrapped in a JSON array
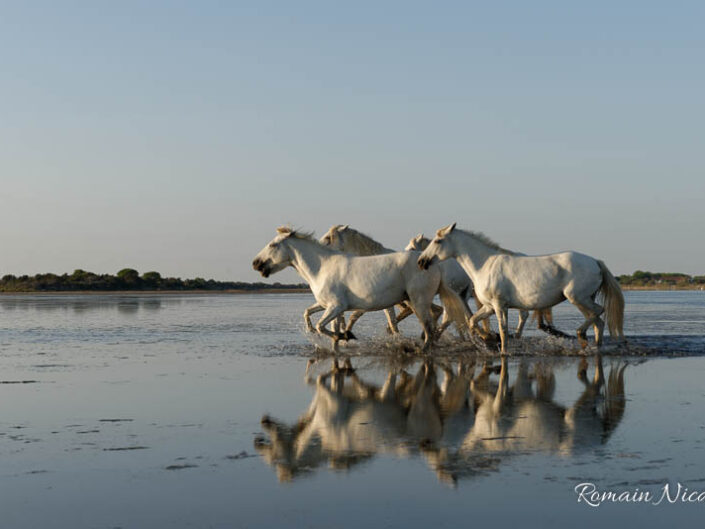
[{"x1": 1, "y1": 291, "x2": 704, "y2": 528}]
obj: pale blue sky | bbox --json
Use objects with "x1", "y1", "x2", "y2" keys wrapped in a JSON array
[{"x1": 1, "y1": 1, "x2": 703, "y2": 282}]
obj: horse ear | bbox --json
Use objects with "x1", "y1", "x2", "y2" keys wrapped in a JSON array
[
  {"x1": 436, "y1": 223, "x2": 456, "y2": 238},
  {"x1": 338, "y1": 224, "x2": 349, "y2": 231},
  {"x1": 276, "y1": 225, "x2": 293, "y2": 236}
]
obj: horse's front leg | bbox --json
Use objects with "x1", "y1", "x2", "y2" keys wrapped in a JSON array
[
  {"x1": 473, "y1": 293, "x2": 492, "y2": 335},
  {"x1": 468, "y1": 304, "x2": 495, "y2": 339},
  {"x1": 315, "y1": 305, "x2": 347, "y2": 352},
  {"x1": 304, "y1": 303, "x2": 324, "y2": 333},
  {"x1": 343, "y1": 310, "x2": 365, "y2": 340},
  {"x1": 333, "y1": 314, "x2": 345, "y2": 336}
]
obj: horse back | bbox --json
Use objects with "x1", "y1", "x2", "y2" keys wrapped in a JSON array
[{"x1": 483, "y1": 251, "x2": 602, "y2": 308}]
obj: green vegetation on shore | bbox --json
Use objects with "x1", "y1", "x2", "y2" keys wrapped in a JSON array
[
  {"x1": 617, "y1": 271, "x2": 705, "y2": 289},
  {"x1": 0, "y1": 269, "x2": 308, "y2": 293},
  {"x1": 2, "y1": 268, "x2": 703, "y2": 292}
]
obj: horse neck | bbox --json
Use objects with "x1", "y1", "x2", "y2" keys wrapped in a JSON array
[
  {"x1": 287, "y1": 238, "x2": 336, "y2": 284},
  {"x1": 452, "y1": 233, "x2": 500, "y2": 277}
]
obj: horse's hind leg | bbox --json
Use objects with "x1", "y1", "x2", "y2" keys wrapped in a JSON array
[
  {"x1": 383, "y1": 307, "x2": 400, "y2": 335},
  {"x1": 568, "y1": 295, "x2": 605, "y2": 347},
  {"x1": 395, "y1": 302, "x2": 414, "y2": 323},
  {"x1": 494, "y1": 304, "x2": 510, "y2": 354},
  {"x1": 543, "y1": 309, "x2": 554, "y2": 327},
  {"x1": 431, "y1": 303, "x2": 444, "y2": 320},
  {"x1": 343, "y1": 310, "x2": 365, "y2": 340},
  {"x1": 536, "y1": 308, "x2": 570, "y2": 338},
  {"x1": 420, "y1": 311, "x2": 437, "y2": 351},
  {"x1": 409, "y1": 299, "x2": 437, "y2": 351},
  {"x1": 436, "y1": 311, "x2": 457, "y2": 340},
  {"x1": 515, "y1": 310, "x2": 529, "y2": 338}
]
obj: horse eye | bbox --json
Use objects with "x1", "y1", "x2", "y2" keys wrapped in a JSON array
[{"x1": 269, "y1": 243, "x2": 277, "y2": 248}]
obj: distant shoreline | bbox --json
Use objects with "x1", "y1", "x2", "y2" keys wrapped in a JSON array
[
  {"x1": 0, "y1": 289, "x2": 311, "y2": 295},
  {"x1": 3, "y1": 269, "x2": 702, "y2": 293},
  {"x1": 620, "y1": 286, "x2": 705, "y2": 291}
]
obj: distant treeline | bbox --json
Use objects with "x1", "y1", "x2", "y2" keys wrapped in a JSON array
[
  {"x1": 0, "y1": 269, "x2": 309, "y2": 292},
  {"x1": 617, "y1": 270, "x2": 705, "y2": 289},
  {"x1": 2, "y1": 268, "x2": 703, "y2": 292}
]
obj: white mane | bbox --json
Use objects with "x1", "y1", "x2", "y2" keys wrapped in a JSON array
[
  {"x1": 276, "y1": 225, "x2": 318, "y2": 243},
  {"x1": 454, "y1": 229, "x2": 512, "y2": 255},
  {"x1": 339, "y1": 227, "x2": 393, "y2": 255}
]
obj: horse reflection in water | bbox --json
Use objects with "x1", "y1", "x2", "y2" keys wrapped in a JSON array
[
  {"x1": 254, "y1": 356, "x2": 626, "y2": 485},
  {"x1": 254, "y1": 359, "x2": 453, "y2": 482},
  {"x1": 430, "y1": 355, "x2": 627, "y2": 484}
]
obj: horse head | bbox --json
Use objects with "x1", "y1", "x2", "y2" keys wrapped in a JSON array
[
  {"x1": 252, "y1": 226, "x2": 317, "y2": 277},
  {"x1": 418, "y1": 222, "x2": 457, "y2": 269},
  {"x1": 405, "y1": 233, "x2": 430, "y2": 252},
  {"x1": 319, "y1": 224, "x2": 349, "y2": 251}
]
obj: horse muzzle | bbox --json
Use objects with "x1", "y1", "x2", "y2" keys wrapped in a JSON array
[
  {"x1": 252, "y1": 258, "x2": 271, "y2": 277},
  {"x1": 418, "y1": 256, "x2": 434, "y2": 270}
]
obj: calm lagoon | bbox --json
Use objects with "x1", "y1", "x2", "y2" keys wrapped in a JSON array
[{"x1": 1, "y1": 291, "x2": 704, "y2": 528}]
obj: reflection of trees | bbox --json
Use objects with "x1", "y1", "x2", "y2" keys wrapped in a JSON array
[
  {"x1": 0, "y1": 296, "x2": 164, "y2": 313},
  {"x1": 254, "y1": 355, "x2": 627, "y2": 485}
]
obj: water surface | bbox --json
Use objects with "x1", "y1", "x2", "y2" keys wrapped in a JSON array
[{"x1": 1, "y1": 291, "x2": 704, "y2": 528}]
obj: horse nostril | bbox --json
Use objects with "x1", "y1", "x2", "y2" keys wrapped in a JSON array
[{"x1": 252, "y1": 259, "x2": 261, "y2": 269}]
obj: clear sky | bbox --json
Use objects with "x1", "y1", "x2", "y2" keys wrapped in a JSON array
[{"x1": 1, "y1": 1, "x2": 703, "y2": 283}]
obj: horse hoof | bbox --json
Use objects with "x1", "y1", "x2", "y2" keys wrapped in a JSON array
[{"x1": 540, "y1": 324, "x2": 572, "y2": 339}]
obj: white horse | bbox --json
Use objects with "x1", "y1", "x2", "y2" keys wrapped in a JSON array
[
  {"x1": 319, "y1": 224, "x2": 407, "y2": 336},
  {"x1": 418, "y1": 223, "x2": 625, "y2": 353},
  {"x1": 407, "y1": 234, "x2": 569, "y2": 338},
  {"x1": 320, "y1": 225, "x2": 459, "y2": 338},
  {"x1": 252, "y1": 226, "x2": 469, "y2": 350},
  {"x1": 403, "y1": 234, "x2": 476, "y2": 337}
]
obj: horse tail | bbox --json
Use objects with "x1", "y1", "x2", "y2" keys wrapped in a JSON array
[
  {"x1": 597, "y1": 260, "x2": 625, "y2": 340},
  {"x1": 438, "y1": 280, "x2": 472, "y2": 335}
]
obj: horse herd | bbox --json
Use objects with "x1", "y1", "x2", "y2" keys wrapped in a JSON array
[{"x1": 252, "y1": 223, "x2": 626, "y2": 353}]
